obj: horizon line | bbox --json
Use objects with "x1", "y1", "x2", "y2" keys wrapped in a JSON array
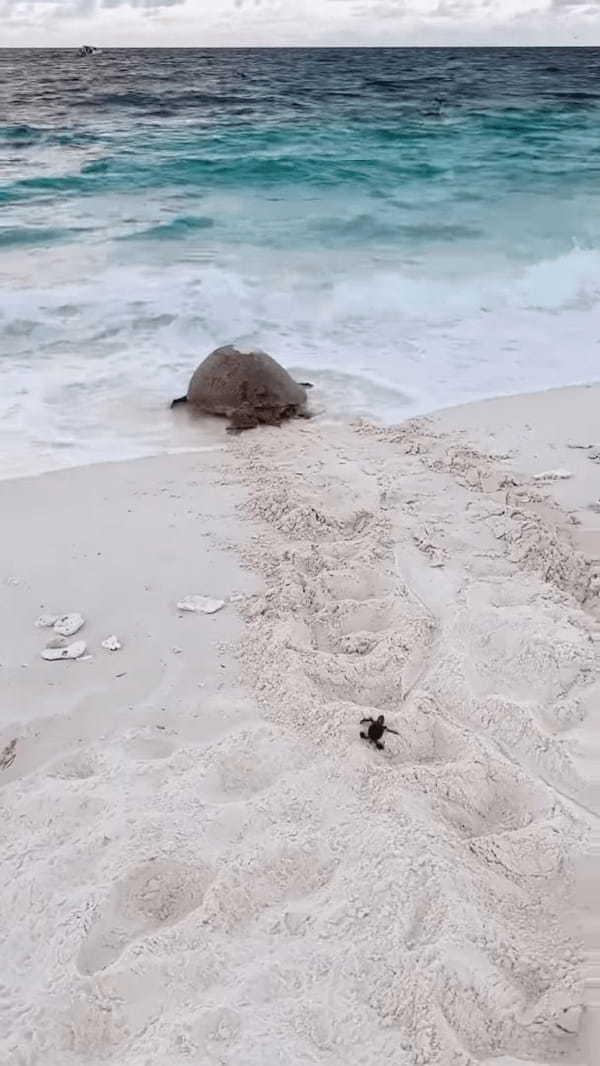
[{"x1": 0, "y1": 43, "x2": 596, "y2": 50}]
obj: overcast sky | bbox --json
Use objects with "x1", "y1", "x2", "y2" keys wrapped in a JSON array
[{"x1": 1, "y1": 0, "x2": 598, "y2": 48}]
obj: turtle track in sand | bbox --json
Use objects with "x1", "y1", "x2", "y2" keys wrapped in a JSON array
[
  {"x1": 1, "y1": 419, "x2": 593, "y2": 1066},
  {"x1": 233, "y1": 421, "x2": 592, "y2": 1064}
]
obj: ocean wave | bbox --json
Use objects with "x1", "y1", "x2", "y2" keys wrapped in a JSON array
[
  {"x1": 0, "y1": 123, "x2": 100, "y2": 147},
  {"x1": 0, "y1": 225, "x2": 90, "y2": 248},
  {"x1": 119, "y1": 246, "x2": 600, "y2": 324},
  {"x1": 324, "y1": 247, "x2": 600, "y2": 316},
  {"x1": 91, "y1": 90, "x2": 251, "y2": 111},
  {"x1": 94, "y1": 91, "x2": 162, "y2": 109},
  {"x1": 514, "y1": 247, "x2": 600, "y2": 310},
  {"x1": 1, "y1": 247, "x2": 598, "y2": 351},
  {"x1": 310, "y1": 214, "x2": 482, "y2": 244},
  {"x1": 2, "y1": 243, "x2": 600, "y2": 476},
  {"x1": 80, "y1": 158, "x2": 112, "y2": 175},
  {"x1": 119, "y1": 215, "x2": 215, "y2": 241},
  {"x1": 0, "y1": 124, "x2": 44, "y2": 144},
  {"x1": 1, "y1": 174, "x2": 92, "y2": 202}
]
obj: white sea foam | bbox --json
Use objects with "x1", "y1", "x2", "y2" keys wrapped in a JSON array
[{"x1": 1, "y1": 245, "x2": 599, "y2": 478}]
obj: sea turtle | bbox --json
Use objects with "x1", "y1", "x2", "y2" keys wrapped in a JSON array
[
  {"x1": 171, "y1": 346, "x2": 312, "y2": 433},
  {"x1": 360, "y1": 715, "x2": 400, "y2": 751}
]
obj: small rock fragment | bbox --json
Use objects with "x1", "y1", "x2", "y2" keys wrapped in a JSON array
[
  {"x1": 54, "y1": 613, "x2": 85, "y2": 637},
  {"x1": 533, "y1": 469, "x2": 573, "y2": 482},
  {"x1": 177, "y1": 596, "x2": 225, "y2": 615},
  {"x1": 42, "y1": 640, "x2": 87, "y2": 662},
  {"x1": 35, "y1": 614, "x2": 58, "y2": 628},
  {"x1": 0, "y1": 738, "x2": 17, "y2": 770},
  {"x1": 101, "y1": 635, "x2": 122, "y2": 651}
]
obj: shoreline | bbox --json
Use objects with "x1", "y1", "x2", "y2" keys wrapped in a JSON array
[
  {"x1": 1, "y1": 383, "x2": 598, "y2": 1065},
  {"x1": 2, "y1": 378, "x2": 599, "y2": 486}
]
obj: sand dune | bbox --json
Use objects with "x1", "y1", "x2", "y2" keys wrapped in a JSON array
[{"x1": 1, "y1": 387, "x2": 598, "y2": 1065}]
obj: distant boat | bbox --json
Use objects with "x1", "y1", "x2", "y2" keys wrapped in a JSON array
[{"x1": 78, "y1": 45, "x2": 99, "y2": 57}]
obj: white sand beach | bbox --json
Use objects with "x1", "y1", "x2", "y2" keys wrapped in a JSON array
[{"x1": 1, "y1": 386, "x2": 598, "y2": 1066}]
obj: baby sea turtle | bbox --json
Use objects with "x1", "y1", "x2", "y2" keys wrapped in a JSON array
[
  {"x1": 171, "y1": 345, "x2": 313, "y2": 433},
  {"x1": 360, "y1": 715, "x2": 399, "y2": 751}
]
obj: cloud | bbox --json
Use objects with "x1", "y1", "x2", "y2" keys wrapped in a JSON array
[
  {"x1": 2, "y1": 0, "x2": 182, "y2": 16},
  {"x1": 0, "y1": 0, "x2": 95, "y2": 25},
  {"x1": 434, "y1": 0, "x2": 491, "y2": 16},
  {"x1": 434, "y1": 0, "x2": 473, "y2": 16},
  {"x1": 335, "y1": 0, "x2": 542, "y2": 22},
  {"x1": 4, "y1": 0, "x2": 95, "y2": 11},
  {"x1": 2, "y1": 0, "x2": 600, "y2": 45},
  {"x1": 550, "y1": 0, "x2": 598, "y2": 9},
  {"x1": 101, "y1": 0, "x2": 184, "y2": 8}
]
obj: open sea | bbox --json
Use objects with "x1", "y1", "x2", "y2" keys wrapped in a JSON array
[{"x1": 1, "y1": 47, "x2": 600, "y2": 476}]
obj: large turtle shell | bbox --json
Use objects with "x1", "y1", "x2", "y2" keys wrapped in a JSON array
[{"x1": 186, "y1": 346, "x2": 307, "y2": 415}]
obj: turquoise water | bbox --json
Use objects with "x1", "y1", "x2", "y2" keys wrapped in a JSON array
[{"x1": 1, "y1": 48, "x2": 600, "y2": 474}]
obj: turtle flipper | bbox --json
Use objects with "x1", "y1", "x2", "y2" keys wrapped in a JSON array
[{"x1": 170, "y1": 395, "x2": 188, "y2": 408}]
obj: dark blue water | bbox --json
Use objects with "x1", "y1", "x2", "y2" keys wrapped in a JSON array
[{"x1": 1, "y1": 48, "x2": 599, "y2": 474}]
